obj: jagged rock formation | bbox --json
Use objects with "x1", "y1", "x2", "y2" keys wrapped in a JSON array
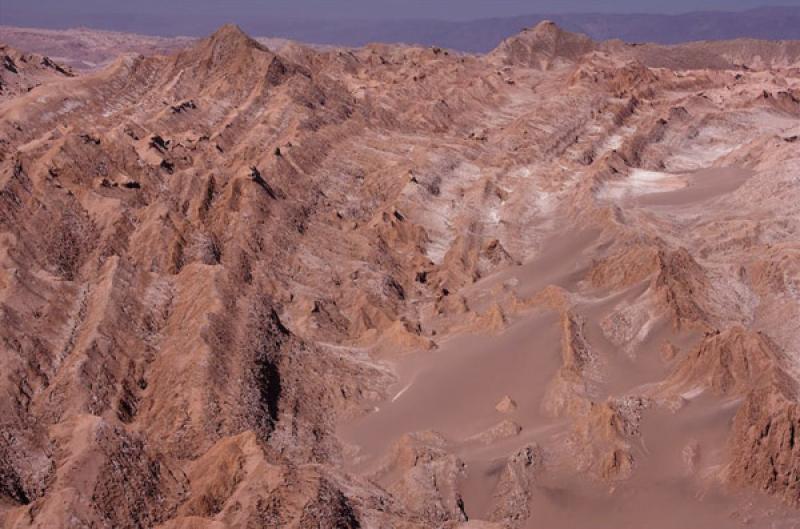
[
  {"x1": 542, "y1": 310, "x2": 600, "y2": 418},
  {"x1": 727, "y1": 370, "x2": 800, "y2": 507},
  {"x1": 665, "y1": 327, "x2": 785, "y2": 396},
  {"x1": 486, "y1": 444, "x2": 544, "y2": 526},
  {"x1": 0, "y1": 44, "x2": 73, "y2": 101},
  {"x1": 1, "y1": 20, "x2": 799, "y2": 529},
  {"x1": 372, "y1": 432, "x2": 467, "y2": 523}
]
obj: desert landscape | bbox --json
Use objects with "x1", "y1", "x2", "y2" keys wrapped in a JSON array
[{"x1": 0, "y1": 16, "x2": 799, "y2": 529}]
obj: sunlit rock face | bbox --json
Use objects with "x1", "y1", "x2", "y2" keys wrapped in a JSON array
[{"x1": 1, "y1": 21, "x2": 800, "y2": 529}]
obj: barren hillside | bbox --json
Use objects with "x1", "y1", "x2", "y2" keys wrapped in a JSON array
[{"x1": 0, "y1": 21, "x2": 798, "y2": 529}]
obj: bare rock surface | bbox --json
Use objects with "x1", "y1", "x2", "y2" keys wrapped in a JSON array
[
  {"x1": 0, "y1": 44, "x2": 73, "y2": 101},
  {"x1": 495, "y1": 395, "x2": 517, "y2": 414},
  {"x1": 1, "y1": 20, "x2": 800, "y2": 529}
]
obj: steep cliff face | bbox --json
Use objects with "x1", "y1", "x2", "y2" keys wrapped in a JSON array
[{"x1": 727, "y1": 371, "x2": 800, "y2": 507}]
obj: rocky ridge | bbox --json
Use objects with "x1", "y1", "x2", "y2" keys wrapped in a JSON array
[{"x1": 0, "y1": 21, "x2": 798, "y2": 529}]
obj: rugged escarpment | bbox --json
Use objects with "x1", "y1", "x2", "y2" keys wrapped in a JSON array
[
  {"x1": 728, "y1": 370, "x2": 800, "y2": 507},
  {"x1": 1, "y1": 21, "x2": 799, "y2": 529},
  {"x1": 0, "y1": 44, "x2": 73, "y2": 101},
  {"x1": 665, "y1": 327, "x2": 784, "y2": 395}
]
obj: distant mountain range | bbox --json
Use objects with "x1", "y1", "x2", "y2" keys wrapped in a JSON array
[
  {"x1": 2, "y1": 6, "x2": 800, "y2": 52},
  {"x1": 245, "y1": 6, "x2": 800, "y2": 52},
  {"x1": 415, "y1": 6, "x2": 800, "y2": 51}
]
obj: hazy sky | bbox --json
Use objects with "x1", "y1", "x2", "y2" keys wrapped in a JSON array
[{"x1": 2, "y1": 0, "x2": 798, "y2": 23}]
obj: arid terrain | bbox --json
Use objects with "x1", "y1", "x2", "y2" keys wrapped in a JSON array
[
  {"x1": 0, "y1": 26, "x2": 299, "y2": 72},
  {"x1": 0, "y1": 21, "x2": 799, "y2": 529}
]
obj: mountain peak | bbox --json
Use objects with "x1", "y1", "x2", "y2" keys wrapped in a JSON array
[
  {"x1": 522, "y1": 20, "x2": 587, "y2": 44},
  {"x1": 491, "y1": 21, "x2": 596, "y2": 68},
  {"x1": 210, "y1": 23, "x2": 248, "y2": 40},
  {"x1": 167, "y1": 23, "x2": 282, "y2": 94},
  {"x1": 206, "y1": 23, "x2": 264, "y2": 50},
  {"x1": 175, "y1": 23, "x2": 273, "y2": 75},
  {"x1": 530, "y1": 20, "x2": 559, "y2": 34}
]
